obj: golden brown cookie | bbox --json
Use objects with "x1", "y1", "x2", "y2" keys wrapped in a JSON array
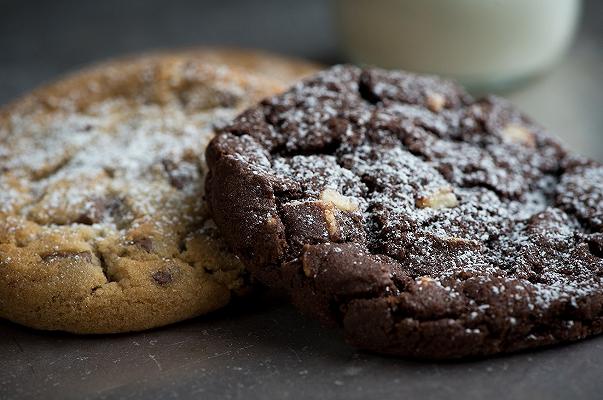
[{"x1": 0, "y1": 49, "x2": 318, "y2": 333}]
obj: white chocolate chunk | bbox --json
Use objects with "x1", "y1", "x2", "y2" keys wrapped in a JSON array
[
  {"x1": 417, "y1": 187, "x2": 458, "y2": 209},
  {"x1": 501, "y1": 124, "x2": 536, "y2": 146},
  {"x1": 426, "y1": 92, "x2": 446, "y2": 112}
]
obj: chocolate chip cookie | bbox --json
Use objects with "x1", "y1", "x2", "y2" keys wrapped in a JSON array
[
  {"x1": 0, "y1": 50, "x2": 317, "y2": 333},
  {"x1": 206, "y1": 65, "x2": 603, "y2": 358}
]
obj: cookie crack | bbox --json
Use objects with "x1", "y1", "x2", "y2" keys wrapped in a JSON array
[{"x1": 95, "y1": 248, "x2": 116, "y2": 284}]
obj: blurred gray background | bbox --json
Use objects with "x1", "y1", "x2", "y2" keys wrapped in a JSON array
[
  {"x1": 0, "y1": 0, "x2": 601, "y2": 160},
  {"x1": 1, "y1": 2, "x2": 603, "y2": 399}
]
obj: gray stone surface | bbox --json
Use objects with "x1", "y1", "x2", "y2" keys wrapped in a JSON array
[{"x1": 2, "y1": 298, "x2": 603, "y2": 400}]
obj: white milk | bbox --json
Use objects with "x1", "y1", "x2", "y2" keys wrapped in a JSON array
[{"x1": 335, "y1": 0, "x2": 581, "y2": 90}]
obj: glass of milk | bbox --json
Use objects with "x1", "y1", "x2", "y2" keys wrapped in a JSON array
[{"x1": 334, "y1": 0, "x2": 582, "y2": 91}]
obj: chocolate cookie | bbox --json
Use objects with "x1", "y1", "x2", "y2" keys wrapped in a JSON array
[
  {"x1": 206, "y1": 65, "x2": 603, "y2": 358},
  {"x1": 0, "y1": 50, "x2": 318, "y2": 333}
]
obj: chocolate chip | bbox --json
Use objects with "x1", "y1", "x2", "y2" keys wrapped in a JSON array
[
  {"x1": 588, "y1": 235, "x2": 603, "y2": 258},
  {"x1": 161, "y1": 159, "x2": 192, "y2": 189},
  {"x1": 358, "y1": 70, "x2": 381, "y2": 104},
  {"x1": 214, "y1": 91, "x2": 240, "y2": 108},
  {"x1": 76, "y1": 199, "x2": 104, "y2": 225},
  {"x1": 76, "y1": 197, "x2": 125, "y2": 225},
  {"x1": 76, "y1": 214, "x2": 96, "y2": 225},
  {"x1": 103, "y1": 166, "x2": 115, "y2": 178},
  {"x1": 170, "y1": 176, "x2": 188, "y2": 190},
  {"x1": 152, "y1": 271, "x2": 173, "y2": 285},
  {"x1": 131, "y1": 237, "x2": 153, "y2": 252},
  {"x1": 161, "y1": 159, "x2": 177, "y2": 173}
]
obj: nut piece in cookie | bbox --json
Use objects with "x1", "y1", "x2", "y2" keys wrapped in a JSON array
[
  {"x1": 319, "y1": 188, "x2": 359, "y2": 212},
  {"x1": 501, "y1": 123, "x2": 536, "y2": 147},
  {"x1": 416, "y1": 187, "x2": 458, "y2": 209},
  {"x1": 426, "y1": 92, "x2": 446, "y2": 112}
]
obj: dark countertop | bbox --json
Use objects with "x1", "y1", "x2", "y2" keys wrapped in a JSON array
[
  {"x1": 1, "y1": 0, "x2": 602, "y2": 161},
  {"x1": 2, "y1": 298, "x2": 603, "y2": 400},
  {"x1": 1, "y1": 1, "x2": 602, "y2": 399}
]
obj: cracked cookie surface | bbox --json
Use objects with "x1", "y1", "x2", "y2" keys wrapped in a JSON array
[
  {"x1": 206, "y1": 65, "x2": 603, "y2": 358},
  {"x1": 0, "y1": 50, "x2": 317, "y2": 333}
]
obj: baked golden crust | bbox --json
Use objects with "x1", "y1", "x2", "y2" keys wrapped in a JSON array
[{"x1": 0, "y1": 49, "x2": 318, "y2": 333}]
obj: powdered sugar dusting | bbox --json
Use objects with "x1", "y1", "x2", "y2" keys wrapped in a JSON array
[
  {"x1": 0, "y1": 61, "x2": 272, "y2": 259},
  {"x1": 216, "y1": 64, "x2": 603, "y2": 347}
]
